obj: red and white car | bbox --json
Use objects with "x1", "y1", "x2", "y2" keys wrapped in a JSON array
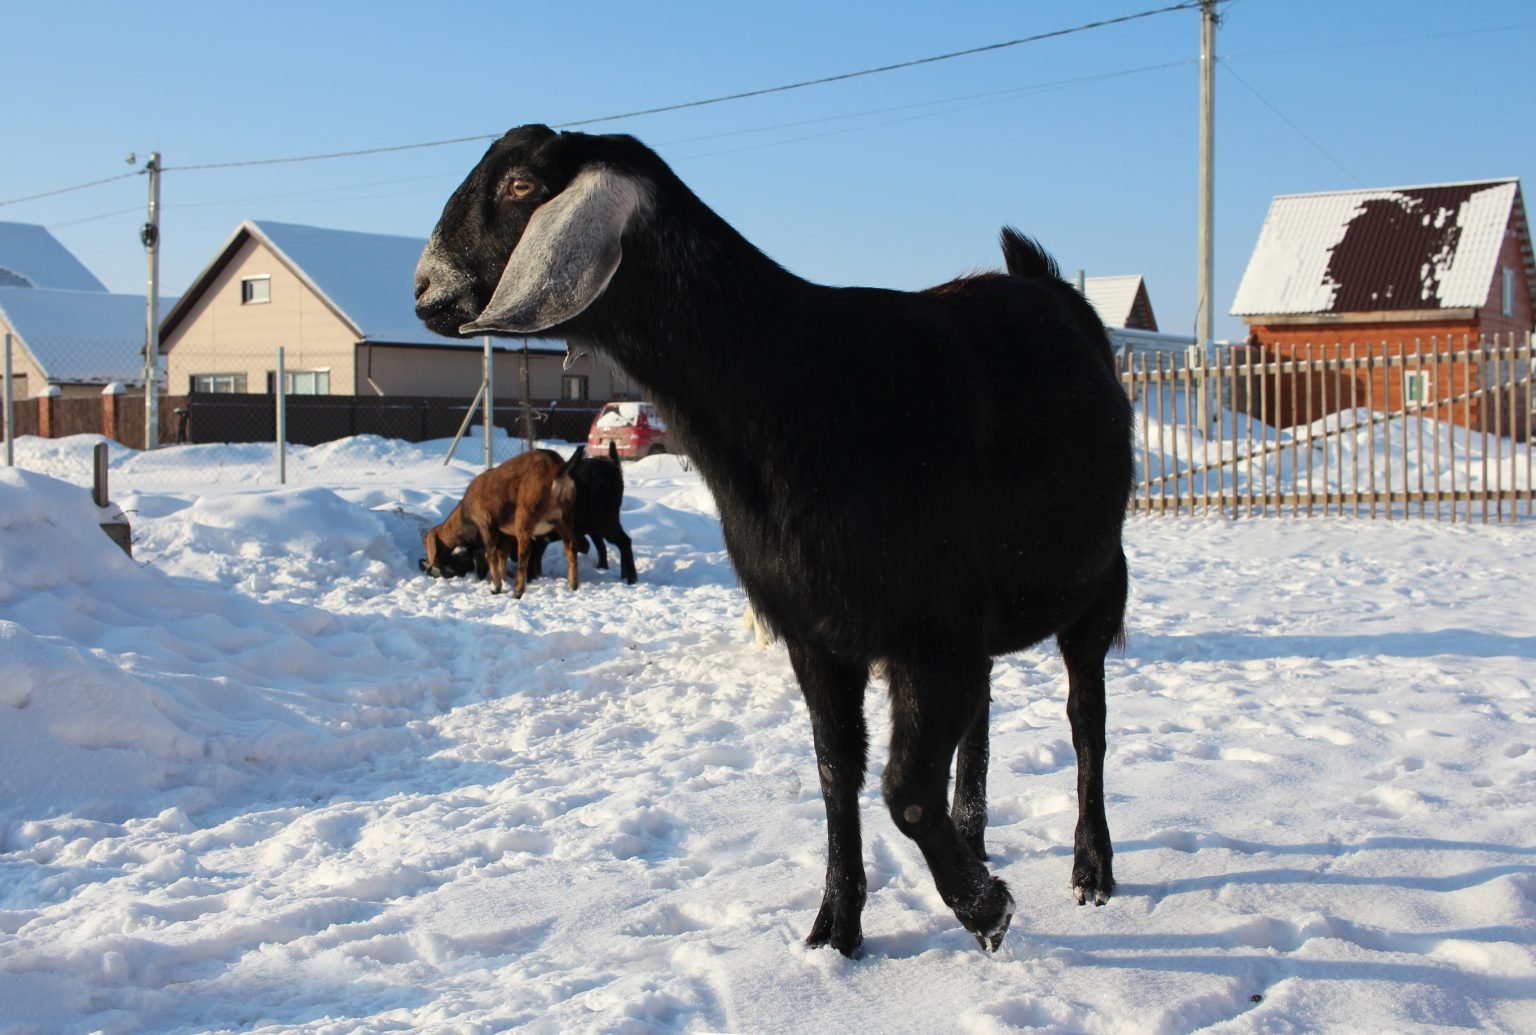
[{"x1": 587, "y1": 401, "x2": 673, "y2": 460}]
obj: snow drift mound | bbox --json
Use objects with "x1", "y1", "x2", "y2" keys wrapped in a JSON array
[{"x1": 0, "y1": 469, "x2": 436, "y2": 831}]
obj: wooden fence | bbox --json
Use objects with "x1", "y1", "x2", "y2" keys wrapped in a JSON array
[{"x1": 1122, "y1": 335, "x2": 1535, "y2": 522}]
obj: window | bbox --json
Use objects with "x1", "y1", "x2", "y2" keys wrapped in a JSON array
[
  {"x1": 561, "y1": 374, "x2": 589, "y2": 401},
  {"x1": 287, "y1": 369, "x2": 330, "y2": 395},
  {"x1": 1403, "y1": 370, "x2": 1431, "y2": 407},
  {"x1": 192, "y1": 373, "x2": 247, "y2": 393},
  {"x1": 241, "y1": 276, "x2": 271, "y2": 304},
  {"x1": 1503, "y1": 267, "x2": 1517, "y2": 317}
]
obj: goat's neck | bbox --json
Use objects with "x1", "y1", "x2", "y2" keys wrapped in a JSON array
[{"x1": 591, "y1": 219, "x2": 811, "y2": 413}]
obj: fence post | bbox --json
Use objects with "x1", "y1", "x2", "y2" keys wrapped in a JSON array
[
  {"x1": 483, "y1": 335, "x2": 494, "y2": 471},
  {"x1": 101, "y1": 381, "x2": 126, "y2": 441},
  {"x1": 38, "y1": 384, "x2": 60, "y2": 438},
  {"x1": 276, "y1": 346, "x2": 287, "y2": 485},
  {"x1": 3, "y1": 331, "x2": 12, "y2": 466}
]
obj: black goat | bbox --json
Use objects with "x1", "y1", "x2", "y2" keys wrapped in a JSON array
[
  {"x1": 529, "y1": 440, "x2": 637, "y2": 584},
  {"x1": 415, "y1": 125, "x2": 1134, "y2": 956}
]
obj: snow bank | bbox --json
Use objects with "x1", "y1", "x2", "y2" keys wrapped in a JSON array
[{"x1": 2, "y1": 437, "x2": 1534, "y2": 1034}]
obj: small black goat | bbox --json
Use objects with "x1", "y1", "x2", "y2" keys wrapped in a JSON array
[
  {"x1": 416, "y1": 125, "x2": 1133, "y2": 956},
  {"x1": 529, "y1": 440, "x2": 637, "y2": 584}
]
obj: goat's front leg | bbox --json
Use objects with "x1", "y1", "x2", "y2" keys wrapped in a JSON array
[
  {"x1": 952, "y1": 672, "x2": 992, "y2": 861},
  {"x1": 884, "y1": 653, "x2": 1013, "y2": 951},
  {"x1": 785, "y1": 639, "x2": 870, "y2": 957}
]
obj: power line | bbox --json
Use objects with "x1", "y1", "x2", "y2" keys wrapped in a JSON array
[
  {"x1": 553, "y1": 2, "x2": 1206, "y2": 129},
  {"x1": 0, "y1": 171, "x2": 141, "y2": 208},
  {"x1": 672, "y1": 60, "x2": 1195, "y2": 162},
  {"x1": 167, "y1": 1, "x2": 1204, "y2": 172},
  {"x1": 1, "y1": 1, "x2": 1206, "y2": 200},
  {"x1": 1217, "y1": 57, "x2": 1364, "y2": 186}
]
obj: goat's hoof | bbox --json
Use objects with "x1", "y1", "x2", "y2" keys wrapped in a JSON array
[
  {"x1": 961, "y1": 879, "x2": 1014, "y2": 953},
  {"x1": 1074, "y1": 883, "x2": 1112, "y2": 907},
  {"x1": 1071, "y1": 853, "x2": 1115, "y2": 907},
  {"x1": 805, "y1": 923, "x2": 863, "y2": 959},
  {"x1": 804, "y1": 898, "x2": 863, "y2": 958}
]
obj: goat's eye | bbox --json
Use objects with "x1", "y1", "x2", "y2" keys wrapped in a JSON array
[{"x1": 507, "y1": 177, "x2": 538, "y2": 200}]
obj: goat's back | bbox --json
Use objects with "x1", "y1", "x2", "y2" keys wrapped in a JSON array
[
  {"x1": 703, "y1": 269, "x2": 1133, "y2": 662},
  {"x1": 462, "y1": 449, "x2": 567, "y2": 527}
]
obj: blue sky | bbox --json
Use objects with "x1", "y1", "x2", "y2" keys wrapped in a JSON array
[{"x1": 5, "y1": 0, "x2": 1534, "y2": 344}]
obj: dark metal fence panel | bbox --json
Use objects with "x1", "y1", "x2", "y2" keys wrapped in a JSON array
[{"x1": 173, "y1": 394, "x2": 604, "y2": 449}]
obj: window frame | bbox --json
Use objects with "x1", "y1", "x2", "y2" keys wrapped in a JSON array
[
  {"x1": 285, "y1": 369, "x2": 331, "y2": 395},
  {"x1": 560, "y1": 373, "x2": 589, "y2": 401},
  {"x1": 240, "y1": 275, "x2": 272, "y2": 305},
  {"x1": 191, "y1": 373, "x2": 247, "y2": 394}
]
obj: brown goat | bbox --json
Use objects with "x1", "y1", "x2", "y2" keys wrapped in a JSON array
[{"x1": 423, "y1": 447, "x2": 584, "y2": 598}]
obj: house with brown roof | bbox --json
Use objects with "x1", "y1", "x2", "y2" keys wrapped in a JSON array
[
  {"x1": 159, "y1": 220, "x2": 638, "y2": 403},
  {"x1": 1230, "y1": 178, "x2": 1533, "y2": 430}
]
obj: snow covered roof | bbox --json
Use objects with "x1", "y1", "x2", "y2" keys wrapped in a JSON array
[
  {"x1": 162, "y1": 220, "x2": 563, "y2": 353},
  {"x1": 0, "y1": 286, "x2": 171, "y2": 385},
  {"x1": 1231, "y1": 179, "x2": 1531, "y2": 317},
  {"x1": 0, "y1": 221, "x2": 108, "y2": 292},
  {"x1": 1082, "y1": 275, "x2": 1157, "y2": 330}
]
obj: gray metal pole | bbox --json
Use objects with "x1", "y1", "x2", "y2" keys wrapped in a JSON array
[
  {"x1": 483, "y1": 335, "x2": 494, "y2": 470},
  {"x1": 444, "y1": 378, "x2": 486, "y2": 465},
  {"x1": 143, "y1": 152, "x2": 162, "y2": 451},
  {"x1": 3, "y1": 331, "x2": 13, "y2": 467},
  {"x1": 1197, "y1": 1, "x2": 1218, "y2": 430},
  {"x1": 276, "y1": 346, "x2": 287, "y2": 485},
  {"x1": 520, "y1": 340, "x2": 534, "y2": 453}
]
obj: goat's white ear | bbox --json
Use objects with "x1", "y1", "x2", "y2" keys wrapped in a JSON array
[{"x1": 461, "y1": 167, "x2": 649, "y2": 335}]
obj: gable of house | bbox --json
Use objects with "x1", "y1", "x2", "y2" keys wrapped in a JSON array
[
  {"x1": 0, "y1": 221, "x2": 109, "y2": 292},
  {"x1": 1083, "y1": 275, "x2": 1158, "y2": 331},
  {"x1": 1231, "y1": 179, "x2": 1534, "y2": 331}
]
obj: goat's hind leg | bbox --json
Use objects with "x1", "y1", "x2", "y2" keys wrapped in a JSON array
[
  {"x1": 1057, "y1": 550, "x2": 1128, "y2": 907},
  {"x1": 884, "y1": 653, "x2": 1013, "y2": 951},
  {"x1": 786, "y1": 640, "x2": 870, "y2": 957}
]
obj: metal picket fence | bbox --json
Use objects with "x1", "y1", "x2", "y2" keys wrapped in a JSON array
[{"x1": 1123, "y1": 334, "x2": 1535, "y2": 522}]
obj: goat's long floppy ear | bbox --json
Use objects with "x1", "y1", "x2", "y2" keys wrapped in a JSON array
[{"x1": 461, "y1": 167, "x2": 649, "y2": 335}]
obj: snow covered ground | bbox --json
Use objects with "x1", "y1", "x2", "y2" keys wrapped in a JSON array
[{"x1": 2, "y1": 433, "x2": 1535, "y2": 1034}]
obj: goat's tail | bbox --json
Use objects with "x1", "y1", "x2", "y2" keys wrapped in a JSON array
[{"x1": 999, "y1": 226, "x2": 1062, "y2": 282}]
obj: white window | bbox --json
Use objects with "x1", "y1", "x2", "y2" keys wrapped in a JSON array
[
  {"x1": 561, "y1": 374, "x2": 588, "y2": 401},
  {"x1": 284, "y1": 369, "x2": 330, "y2": 395},
  {"x1": 1403, "y1": 370, "x2": 1431, "y2": 407},
  {"x1": 241, "y1": 276, "x2": 271, "y2": 305},
  {"x1": 1503, "y1": 267, "x2": 1517, "y2": 317},
  {"x1": 192, "y1": 373, "x2": 247, "y2": 393}
]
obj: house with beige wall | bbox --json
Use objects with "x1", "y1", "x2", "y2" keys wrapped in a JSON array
[{"x1": 159, "y1": 220, "x2": 639, "y2": 404}]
